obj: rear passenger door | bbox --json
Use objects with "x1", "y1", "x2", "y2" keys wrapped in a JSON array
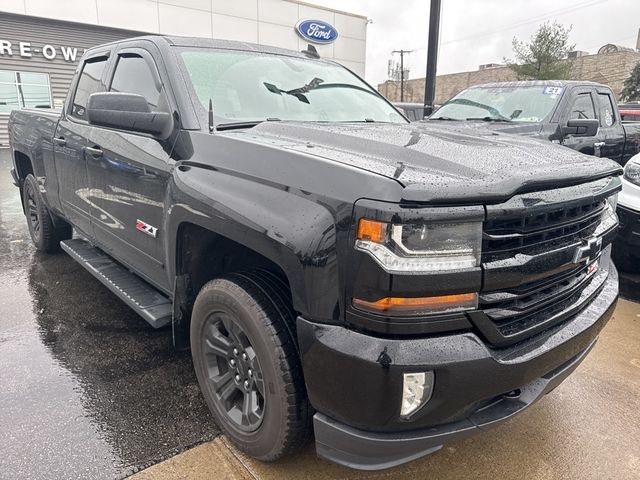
[
  {"x1": 594, "y1": 89, "x2": 624, "y2": 161},
  {"x1": 53, "y1": 53, "x2": 109, "y2": 238},
  {"x1": 85, "y1": 46, "x2": 173, "y2": 292},
  {"x1": 561, "y1": 89, "x2": 603, "y2": 156}
]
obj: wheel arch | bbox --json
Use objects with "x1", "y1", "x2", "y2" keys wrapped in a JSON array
[
  {"x1": 169, "y1": 218, "x2": 308, "y2": 349},
  {"x1": 13, "y1": 149, "x2": 34, "y2": 183},
  {"x1": 12, "y1": 150, "x2": 34, "y2": 213},
  {"x1": 164, "y1": 167, "x2": 345, "y2": 350}
]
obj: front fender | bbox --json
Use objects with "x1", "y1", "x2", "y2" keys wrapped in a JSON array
[{"x1": 165, "y1": 165, "x2": 346, "y2": 321}]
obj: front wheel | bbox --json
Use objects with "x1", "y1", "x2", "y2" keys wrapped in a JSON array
[
  {"x1": 190, "y1": 270, "x2": 312, "y2": 460},
  {"x1": 22, "y1": 174, "x2": 72, "y2": 253}
]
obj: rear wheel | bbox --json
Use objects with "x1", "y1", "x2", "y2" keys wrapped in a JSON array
[
  {"x1": 22, "y1": 174, "x2": 72, "y2": 253},
  {"x1": 190, "y1": 270, "x2": 312, "y2": 460}
]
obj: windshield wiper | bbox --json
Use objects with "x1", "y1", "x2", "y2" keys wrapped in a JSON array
[
  {"x1": 216, "y1": 118, "x2": 281, "y2": 131},
  {"x1": 465, "y1": 116, "x2": 512, "y2": 122},
  {"x1": 264, "y1": 78, "x2": 380, "y2": 104},
  {"x1": 446, "y1": 98, "x2": 512, "y2": 121},
  {"x1": 430, "y1": 116, "x2": 460, "y2": 121},
  {"x1": 264, "y1": 78, "x2": 324, "y2": 104}
]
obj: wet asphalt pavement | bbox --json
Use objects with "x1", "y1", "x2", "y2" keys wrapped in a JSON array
[
  {"x1": 0, "y1": 149, "x2": 219, "y2": 479},
  {"x1": 1, "y1": 148, "x2": 639, "y2": 480}
]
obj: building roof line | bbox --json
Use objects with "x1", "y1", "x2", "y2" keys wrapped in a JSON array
[{"x1": 285, "y1": 0, "x2": 368, "y2": 20}]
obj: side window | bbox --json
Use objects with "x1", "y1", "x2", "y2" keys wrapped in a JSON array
[
  {"x1": 110, "y1": 54, "x2": 163, "y2": 111},
  {"x1": 596, "y1": 93, "x2": 616, "y2": 127},
  {"x1": 569, "y1": 93, "x2": 596, "y2": 120},
  {"x1": 71, "y1": 57, "x2": 108, "y2": 120}
]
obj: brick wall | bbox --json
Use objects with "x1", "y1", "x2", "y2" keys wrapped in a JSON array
[{"x1": 378, "y1": 50, "x2": 640, "y2": 104}]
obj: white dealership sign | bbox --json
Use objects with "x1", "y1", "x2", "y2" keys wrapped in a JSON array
[{"x1": 0, "y1": 39, "x2": 83, "y2": 62}]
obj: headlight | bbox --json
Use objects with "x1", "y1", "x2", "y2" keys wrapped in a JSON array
[
  {"x1": 606, "y1": 192, "x2": 618, "y2": 212},
  {"x1": 355, "y1": 218, "x2": 482, "y2": 274},
  {"x1": 624, "y1": 160, "x2": 640, "y2": 187}
]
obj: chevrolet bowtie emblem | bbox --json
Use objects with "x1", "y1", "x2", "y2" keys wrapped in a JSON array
[{"x1": 573, "y1": 236, "x2": 602, "y2": 264}]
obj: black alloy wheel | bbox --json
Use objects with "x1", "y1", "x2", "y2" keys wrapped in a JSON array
[{"x1": 202, "y1": 311, "x2": 265, "y2": 432}]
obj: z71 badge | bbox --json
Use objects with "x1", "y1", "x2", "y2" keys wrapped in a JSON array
[{"x1": 136, "y1": 219, "x2": 158, "y2": 238}]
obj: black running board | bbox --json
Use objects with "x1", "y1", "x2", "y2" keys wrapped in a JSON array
[{"x1": 60, "y1": 239, "x2": 172, "y2": 329}]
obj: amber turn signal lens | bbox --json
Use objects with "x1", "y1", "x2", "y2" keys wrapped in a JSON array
[
  {"x1": 352, "y1": 293, "x2": 478, "y2": 315},
  {"x1": 356, "y1": 219, "x2": 388, "y2": 244}
]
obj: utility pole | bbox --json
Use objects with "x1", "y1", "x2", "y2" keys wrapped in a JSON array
[
  {"x1": 392, "y1": 49, "x2": 413, "y2": 102},
  {"x1": 423, "y1": 0, "x2": 442, "y2": 117}
]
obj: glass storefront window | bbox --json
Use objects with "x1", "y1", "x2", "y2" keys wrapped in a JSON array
[
  {"x1": 0, "y1": 70, "x2": 52, "y2": 113},
  {"x1": 0, "y1": 83, "x2": 20, "y2": 113}
]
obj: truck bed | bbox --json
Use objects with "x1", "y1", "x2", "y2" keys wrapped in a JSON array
[{"x1": 9, "y1": 108, "x2": 61, "y2": 153}]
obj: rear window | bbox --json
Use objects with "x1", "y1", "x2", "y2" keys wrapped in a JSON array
[
  {"x1": 596, "y1": 93, "x2": 615, "y2": 127},
  {"x1": 71, "y1": 57, "x2": 108, "y2": 120}
]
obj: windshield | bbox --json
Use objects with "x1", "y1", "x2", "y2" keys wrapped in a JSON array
[
  {"x1": 179, "y1": 49, "x2": 406, "y2": 125},
  {"x1": 431, "y1": 85, "x2": 564, "y2": 122}
]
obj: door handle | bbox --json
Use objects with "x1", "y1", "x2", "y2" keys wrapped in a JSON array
[
  {"x1": 594, "y1": 141, "x2": 606, "y2": 147},
  {"x1": 53, "y1": 136, "x2": 66, "y2": 146},
  {"x1": 85, "y1": 146, "x2": 103, "y2": 158}
]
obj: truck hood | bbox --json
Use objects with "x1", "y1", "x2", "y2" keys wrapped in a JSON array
[{"x1": 241, "y1": 121, "x2": 622, "y2": 204}]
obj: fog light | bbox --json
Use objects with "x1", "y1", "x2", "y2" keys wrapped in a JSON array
[{"x1": 401, "y1": 371, "x2": 434, "y2": 417}]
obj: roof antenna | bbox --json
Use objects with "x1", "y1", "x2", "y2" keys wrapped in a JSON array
[
  {"x1": 208, "y1": 98, "x2": 216, "y2": 133},
  {"x1": 301, "y1": 44, "x2": 320, "y2": 59}
]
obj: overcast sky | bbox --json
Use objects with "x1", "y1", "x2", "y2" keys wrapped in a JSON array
[{"x1": 312, "y1": 0, "x2": 640, "y2": 86}]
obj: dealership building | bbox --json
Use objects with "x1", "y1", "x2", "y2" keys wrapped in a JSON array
[{"x1": 0, "y1": 0, "x2": 367, "y2": 146}]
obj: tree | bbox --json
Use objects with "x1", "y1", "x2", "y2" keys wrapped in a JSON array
[
  {"x1": 621, "y1": 62, "x2": 640, "y2": 102},
  {"x1": 506, "y1": 22, "x2": 575, "y2": 80}
]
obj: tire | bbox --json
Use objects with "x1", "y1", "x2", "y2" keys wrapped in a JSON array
[
  {"x1": 190, "y1": 270, "x2": 312, "y2": 461},
  {"x1": 22, "y1": 174, "x2": 72, "y2": 253}
]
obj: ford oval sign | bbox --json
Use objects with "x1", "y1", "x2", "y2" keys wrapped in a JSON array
[{"x1": 295, "y1": 19, "x2": 339, "y2": 45}]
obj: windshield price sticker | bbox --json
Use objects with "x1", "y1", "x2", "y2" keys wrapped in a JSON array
[{"x1": 543, "y1": 86, "x2": 564, "y2": 96}]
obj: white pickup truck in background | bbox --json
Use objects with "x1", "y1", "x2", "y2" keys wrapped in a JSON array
[{"x1": 614, "y1": 154, "x2": 640, "y2": 272}]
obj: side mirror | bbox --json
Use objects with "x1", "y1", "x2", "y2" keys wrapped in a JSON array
[
  {"x1": 561, "y1": 118, "x2": 599, "y2": 137},
  {"x1": 87, "y1": 92, "x2": 171, "y2": 137}
]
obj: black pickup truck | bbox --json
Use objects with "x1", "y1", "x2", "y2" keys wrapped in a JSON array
[
  {"x1": 429, "y1": 80, "x2": 640, "y2": 166},
  {"x1": 8, "y1": 37, "x2": 622, "y2": 470}
]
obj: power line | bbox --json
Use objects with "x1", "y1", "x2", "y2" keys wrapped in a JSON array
[{"x1": 410, "y1": 0, "x2": 607, "y2": 51}]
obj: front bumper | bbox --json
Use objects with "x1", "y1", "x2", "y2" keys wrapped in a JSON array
[{"x1": 297, "y1": 262, "x2": 618, "y2": 470}]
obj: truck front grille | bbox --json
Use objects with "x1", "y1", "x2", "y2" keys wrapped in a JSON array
[
  {"x1": 482, "y1": 198, "x2": 605, "y2": 261},
  {"x1": 474, "y1": 177, "x2": 619, "y2": 347},
  {"x1": 479, "y1": 261, "x2": 597, "y2": 339}
]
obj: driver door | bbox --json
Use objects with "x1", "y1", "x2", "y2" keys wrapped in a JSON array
[
  {"x1": 594, "y1": 89, "x2": 624, "y2": 162},
  {"x1": 561, "y1": 88, "x2": 604, "y2": 156},
  {"x1": 85, "y1": 46, "x2": 173, "y2": 292}
]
